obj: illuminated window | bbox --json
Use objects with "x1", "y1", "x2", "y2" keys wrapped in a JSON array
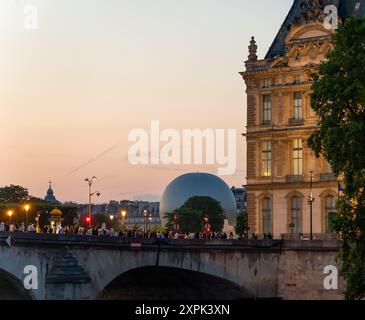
[
  {"x1": 294, "y1": 92, "x2": 302, "y2": 120},
  {"x1": 263, "y1": 95, "x2": 272, "y2": 124},
  {"x1": 291, "y1": 196, "x2": 302, "y2": 234},
  {"x1": 262, "y1": 142, "x2": 272, "y2": 177},
  {"x1": 262, "y1": 198, "x2": 272, "y2": 235},
  {"x1": 293, "y1": 139, "x2": 303, "y2": 176}
]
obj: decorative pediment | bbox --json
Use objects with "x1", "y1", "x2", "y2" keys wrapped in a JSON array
[
  {"x1": 285, "y1": 38, "x2": 333, "y2": 64},
  {"x1": 286, "y1": 24, "x2": 333, "y2": 42}
]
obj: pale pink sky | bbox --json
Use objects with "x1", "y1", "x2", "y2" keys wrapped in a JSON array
[{"x1": 0, "y1": 0, "x2": 292, "y2": 203}]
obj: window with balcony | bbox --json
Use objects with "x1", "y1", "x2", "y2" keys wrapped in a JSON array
[
  {"x1": 293, "y1": 139, "x2": 303, "y2": 176},
  {"x1": 263, "y1": 95, "x2": 272, "y2": 125},
  {"x1": 262, "y1": 142, "x2": 272, "y2": 177}
]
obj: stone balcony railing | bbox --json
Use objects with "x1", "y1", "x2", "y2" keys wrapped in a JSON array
[
  {"x1": 320, "y1": 173, "x2": 337, "y2": 182},
  {"x1": 245, "y1": 59, "x2": 270, "y2": 72},
  {"x1": 288, "y1": 118, "x2": 304, "y2": 126},
  {"x1": 285, "y1": 175, "x2": 304, "y2": 183}
]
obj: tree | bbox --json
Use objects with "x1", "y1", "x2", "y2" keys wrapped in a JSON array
[
  {"x1": 165, "y1": 196, "x2": 226, "y2": 233},
  {"x1": 0, "y1": 185, "x2": 29, "y2": 203},
  {"x1": 307, "y1": 17, "x2": 365, "y2": 300},
  {"x1": 165, "y1": 207, "x2": 203, "y2": 233},
  {"x1": 236, "y1": 210, "x2": 247, "y2": 235}
]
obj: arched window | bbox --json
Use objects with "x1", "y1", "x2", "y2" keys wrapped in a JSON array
[
  {"x1": 325, "y1": 196, "x2": 336, "y2": 233},
  {"x1": 291, "y1": 196, "x2": 302, "y2": 234},
  {"x1": 262, "y1": 198, "x2": 272, "y2": 235}
]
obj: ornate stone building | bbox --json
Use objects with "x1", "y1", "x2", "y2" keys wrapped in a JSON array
[{"x1": 240, "y1": 0, "x2": 364, "y2": 238}]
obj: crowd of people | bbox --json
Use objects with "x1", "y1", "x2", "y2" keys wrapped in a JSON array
[{"x1": 0, "y1": 221, "x2": 276, "y2": 240}]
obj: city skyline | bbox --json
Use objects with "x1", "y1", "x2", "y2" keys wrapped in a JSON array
[{"x1": 1, "y1": 0, "x2": 293, "y2": 203}]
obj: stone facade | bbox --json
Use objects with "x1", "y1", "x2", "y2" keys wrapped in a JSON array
[{"x1": 240, "y1": 1, "x2": 348, "y2": 238}]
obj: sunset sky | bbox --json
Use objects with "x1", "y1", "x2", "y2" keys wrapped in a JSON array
[{"x1": 1, "y1": 0, "x2": 293, "y2": 203}]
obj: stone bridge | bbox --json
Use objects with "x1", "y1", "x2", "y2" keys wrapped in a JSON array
[{"x1": 0, "y1": 232, "x2": 344, "y2": 300}]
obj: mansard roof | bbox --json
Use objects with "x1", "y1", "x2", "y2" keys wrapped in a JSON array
[{"x1": 265, "y1": 0, "x2": 365, "y2": 60}]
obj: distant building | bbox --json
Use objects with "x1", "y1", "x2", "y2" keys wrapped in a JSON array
[
  {"x1": 120, "y1": 200, "x2": 160, "y2": 229},
  {"x1": 44, "y1": 181, "x2": 60, "y2": 204},
  {"x1": 231, "y1": 187, "x2": 247, "y2": 212},
  {"x1": 77, "y1": 200, "x2": 161, "y2": 228}
]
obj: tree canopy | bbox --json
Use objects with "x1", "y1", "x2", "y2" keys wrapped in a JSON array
[
  {"x1": 0, "y1": 185, "x2": 29, "y2": 203},
  {"x1": 308, "y1": 17, "x2": 365, "y2": 300},
  {"x1": 165, "y1": 196, "x2": 226, "y2": 233}
]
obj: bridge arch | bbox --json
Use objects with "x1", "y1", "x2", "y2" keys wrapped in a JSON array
[
  {"x1": 97, "y1": 266, "x2": 253, "y2": 300},
  {"x1": 0, "y1": 268, "x2": 34, "y2": 300}
]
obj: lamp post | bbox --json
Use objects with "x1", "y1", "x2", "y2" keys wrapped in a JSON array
[
  {"x1": 307, "y1": 171, "x2": 315, "y2": 240},
  {"x1": 84, "y1": 177, "x2": 100, "y2": 229},
  {"x1": 121, "y1": 210, "x2": 126, "y2": 232},
  {"x1": 24, "y1": 204, "x2": 30, "y2": 231},
  {"x1": 109, "y1": 214, "x2": 114, "y2": 228},
  {"x1": 143, "y1": 210, "x2": 147, "y2": 233},
  {"x1": 148, "y1": 213, "x2": 152, "y2": 231},
  {"x1": 7, "y1": 210, "x2": 13, "y2": 225}
]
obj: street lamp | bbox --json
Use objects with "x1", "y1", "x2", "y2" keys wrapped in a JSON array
[
  {"x1": 7, "y1": 210, "x2": 13, "y2": 224},
  {"x1": 24, "y1": 204, "x2": 30, "y2": 230},
  {"x1": 85, "y1": 176, "x2": 100, "y2": 229},
  {"x1": 121, "y1": 210, "x2": 127, "y2": 231},
  {"x1": 307, "y1": 171, "x2": 315, "y2": 240},
  {"x1": 143, "y1": 210, "x2": 148, "y2": 233},
  {"x1": 148, "y1": 213, "x2": 152, "y2": 231}
]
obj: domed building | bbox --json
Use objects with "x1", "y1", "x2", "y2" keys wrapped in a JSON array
[
  {"x1": 159, "y1": 173, "x2": 237, "y2": 228},
  {"x1": 44, "y1": 181, "x2": 60, "y2": 204}
]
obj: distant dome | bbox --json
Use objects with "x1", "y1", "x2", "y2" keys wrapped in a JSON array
[
  {"x1": 159, "y1": 173, "x2": 237, "y2": 226},
  {"x1": 45, "y1": 181, "x2": 59, "y2": 204}
]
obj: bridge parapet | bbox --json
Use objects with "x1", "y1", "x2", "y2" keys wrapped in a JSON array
[{"x1": 0, "y1": 232, "x2": 340, "y2": 251}]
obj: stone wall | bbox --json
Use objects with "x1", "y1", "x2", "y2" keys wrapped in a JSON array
[{"x1": 0, "y1": 233, "x2": 345, "y2": 300}]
